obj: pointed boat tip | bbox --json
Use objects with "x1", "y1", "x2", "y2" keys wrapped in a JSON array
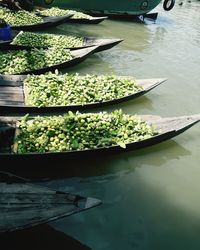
[
  {"x1": 84, "y1": 197, "x2": 102, "y2": 209},
  {"x1": 190, "y1": 114, "x2": 200, "y2": 121},
  {"x1": 107, "y1": 38, "x2": 124, "y2": 45},
  {"x1": 103, "y1": 38, "x2": 123, "y2": 44},
  {"x1": 166, "y1": 114, "x2": 200, "y2": 125},
  {"x1": 157, "y1": 78, "x2": 167, "y2": 83},
  {"x1": 115, "y1": 38, "x2": 124, "y2": 43},
  {"x1": 178, "y1": 114, "x2": 200, "y2": 122},
  {"x1": 153, "y1": 78, "x2": 168, "y2": 87}
]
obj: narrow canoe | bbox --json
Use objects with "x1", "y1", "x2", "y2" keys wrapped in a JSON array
[
  {"x1": 0, "y1": 114, "x2": 199, "y2": 161},
  {"x1": 0, "y1": 31, "x2": 123, "y2": 53},
  {"x1": 0, "y1": 172, "x2": 101, "y2": 233},
  {"x1": 0, "y1": 46, "x2": 98, "y2": 75},
  {"x1": 35, "y1": 7, "x2": 107, "y2": 24},
  {"x1": 67, "y1": 16, "x2": 107, "y2": 24},
  {"x1": 0, "y1": 77, "x2": 166, "y2": 113}
]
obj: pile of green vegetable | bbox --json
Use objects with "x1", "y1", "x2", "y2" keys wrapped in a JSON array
[
  {"x1": 0, "y1": 47, "x2": 73, "y2": 74},
  {"x1": 39, "y1": 7, "x2": 92, "y2": 20},
  {"x1": 0, "y1": 6, "x2": 43, "y2": 26},
  {"x1": 12, "y1": 31, "x2": 84, "y2": 48},
  {"x1": 24, "y1": 72, "x2": 143, "y2": 107},
  {"x1": 15, "y1": 110, "x2": 157, "y2": 153}
]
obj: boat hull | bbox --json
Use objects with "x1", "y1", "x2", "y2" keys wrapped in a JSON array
[
  {"x1": 0, "y1": 172, "x2": 101, "y2": 233},
  {"x1": 35, "y1": 0, "x2": 162, "y2": 15}
]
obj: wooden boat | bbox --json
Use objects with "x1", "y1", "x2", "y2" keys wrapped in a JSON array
[
  {"x1": 0, "y1": 31, "x2": 123, "y2": 53},
  {"x1": 0, "y1": 77, "x2": 166, "y2": 113},
  {"x1": 0, "y1": 46, "x2": 98, "y2": 75},
  {"x1": 11, "y1": 15, "x2": 73, "y2": 31},
  {"x1": 0, "y1": 171, "x2": 101, "y2": 233},
  {"x1": 34, "y1": 0, "x2": 175, "y2": 18},
  {"x1": 67, "y1": 16, "x2": 107, "y2": 24},
  {"x1": 0, "y1": 114, "x2": 199, "y2": 161},
  {"x1": 37, "y1": 10, "x2": 107, "y2": 24}
]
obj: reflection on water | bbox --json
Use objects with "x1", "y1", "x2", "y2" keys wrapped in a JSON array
[
  {"x1": 3, "y1": 1, "x2": 200, "y2": 250},
  {"x1": 1, "y1": 139, "x2": 192, "y2": 181}
]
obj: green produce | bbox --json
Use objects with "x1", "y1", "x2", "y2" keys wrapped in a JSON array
[
  {"x1": 0, "y1": 47, "x2": 74, "y2": 74},
  {"x1": 39, "y1": 7, "x2": 92, "y2": 20},
  {"x1": 12, "y1": 31, "x2": 84, "y2": 48},
  {"x1": 24, "y1": 72, "x2": 143, "y2": 107},
  {"x1": 15, "y1": 110, "x2": 158, "y2": 153},
  {"x1": 0, "y1": 6, "x2": 43, "y2": 26}
]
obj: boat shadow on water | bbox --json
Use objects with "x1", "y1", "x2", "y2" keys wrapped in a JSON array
[
  {"x1": 0, "y1": 224, "x2": 91, "y2": 250},
  {"x1": 0, "y1": 139, "x2": 192, "y2": 182}
]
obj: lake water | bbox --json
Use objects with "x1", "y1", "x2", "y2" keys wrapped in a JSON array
[{"x1": 5, "y1": 1, "x2": 200, "y2": 249}]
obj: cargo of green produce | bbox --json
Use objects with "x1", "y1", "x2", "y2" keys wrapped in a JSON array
[
  {"x1": 0, "y1": 47, "x2": 73, "y2": 74},
  {"x1": 24, "y1": 72, "x2": 143, "y2": 107},
  {"x1": 38, "y1": 7, "x2": 92, "y2": 20},
  {"x1": 15, "y1": 110, "x2": 157, "y2": 153},
  {"x1": 12, "y1": 31, "x2": 84, "y2": 48},
  {"x1": 0, "y1": 6, "x2": 43, "y2": 26}
]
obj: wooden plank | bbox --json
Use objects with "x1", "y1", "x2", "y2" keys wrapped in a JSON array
[
  {"x1": 0, "y1": 193, "x2": 77, "y2": 204},
  {"x1": 0, "y1": 183, "x2": 55, "y2": 194},
  {"x1": 0, "y1": 181, "x2": 101, "y2": 233},
  {"x1": 0, "y1": 86, "x2": 24, "y2": 104},
  {"x1": 0, "y1": 100, "x2": 24, "y2": 106}
]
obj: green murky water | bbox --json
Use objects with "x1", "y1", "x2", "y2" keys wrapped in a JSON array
[{"x1": 7, "y1": 1, "x2": 200, "y2": 249}]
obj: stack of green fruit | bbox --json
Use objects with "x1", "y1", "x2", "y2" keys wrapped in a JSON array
[
  {"x1": 24, "y1": 72, "x2": 143, "y2": 107},
  {"x1": 12, "y1": 31, "x2": 84, "y2": 48},
  {"x1": 39, "y1": 7, "x2": 92, "y2": 20},
  {"x1": 15, "y1": 110, "x2": 157, "y2": 153},
  {"x1": 0, "y1": 47, "x2": 74, "y2": 74},
  {"x1": 0, "y1": 6, "x2": 43, "y2": 26}
]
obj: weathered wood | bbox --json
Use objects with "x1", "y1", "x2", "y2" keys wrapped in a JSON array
[
  {"x1": 143, "y1": 114, "x2": 200, "y2": 133},
  {"x1": 136, "y1": 78, "x2": 166, "y2": 90},
  {"x1": 84, "y1": 37, "x2": 122, "y2": 52},
  {"x1": 0, "y1": 86, "x2": 24, "y2": 106},
  {"x1": 0, "y1": 181, "x2": 101, "y2": 233}
]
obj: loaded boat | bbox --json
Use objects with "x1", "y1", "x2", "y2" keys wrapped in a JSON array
[
  {"x1": 0, "y1": 113, "x2": 199, "y2": 162},
  {"x1": 0, "y1": 74, "x2": 166, "y2": 113},
  {"x1": 34, "y1": 0, "x2": 176, "y2": 19}
]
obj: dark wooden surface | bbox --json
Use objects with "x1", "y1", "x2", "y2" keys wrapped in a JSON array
[
  {"x1": 0, "y1": 181, "x2": 101, "y2": 233},
  {"x1": 68, "y1": 16, "x2": 108, "y2": 24},
  {"x1": 0, "y1": 86, "x2": 24, "y2": 106}
]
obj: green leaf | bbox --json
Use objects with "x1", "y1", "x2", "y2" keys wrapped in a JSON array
[{"x1": 72, "y1": 139, "x2": 79, "y2": 149}]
